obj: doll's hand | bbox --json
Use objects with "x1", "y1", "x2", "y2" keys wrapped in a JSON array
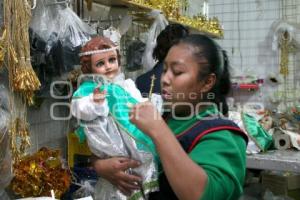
[
  {"x1": 93, "y1": 86, "x2": 106, "y2": 104},
  {"x1": 93, "y1": 157, "x2": 142, "y2": 196},
  {"x1": 129, "y1": 101, "x2": 166, "y2": 139}
]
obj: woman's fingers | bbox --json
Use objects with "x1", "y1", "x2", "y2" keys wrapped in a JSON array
[
  {"x1": 117, "y1": 185, "x2": 133, "y2": 196},
  {"x1": 120, "y1": 172, "x2": 143, "y2": 183},
  {"x1": 117, "y1": 179, "x2": 141, "y2": 196},
  {"x1": 118, "y1": 158, "x2": 141, "y2": 171},
  {"x1": 119, "y1": 179, "x2": 140, "y2": 190}
]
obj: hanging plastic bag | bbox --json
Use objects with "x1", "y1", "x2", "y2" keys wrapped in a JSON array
[
  {"x1": 0, "y1": 84, "x2": 12, "y2": 197},
  {"x1": 142, "y1": 10, "x2": 168, "y2": 72},
  {"x1": 57, "y1": 6, "x2": 96, "y2": 50},
  {"x1": 30, "y1": 1, "x2": 95, "y2": 51},
  {"x1": 30, "y1": 0, "x2": 96, "y2": 75},
  {"x1": 72, "y1": 181, "x2": 95, "y2": 199},
  {"x1": 29, "y1": 0, "x2": 95, "y2": 96}
]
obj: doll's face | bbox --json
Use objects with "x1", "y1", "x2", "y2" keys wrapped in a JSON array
[{"x1": 91, "y1": 50, "x2": 120, "y2": 80}]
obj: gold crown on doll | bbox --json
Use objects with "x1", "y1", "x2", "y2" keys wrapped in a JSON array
[{"x1": 78, "y1": 46, "x2": 119, "y2": 57}]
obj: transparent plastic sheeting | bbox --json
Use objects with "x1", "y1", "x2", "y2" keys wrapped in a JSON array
[
  {"x1": 0, "y1": 84, "x2": 12, "y2": 199},
  {"x1": 30, "y1": 1, "x2": 95, "y2": 52},
  {"x1": 142, "y1": 10, "x2": 168, "y2": 72}
]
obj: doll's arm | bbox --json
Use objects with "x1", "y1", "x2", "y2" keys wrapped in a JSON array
[{"x1": 71, "y1": 94, "x2": 109, "y2": 121}]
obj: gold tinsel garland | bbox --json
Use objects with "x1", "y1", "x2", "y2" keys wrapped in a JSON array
[
  {"x1": 13, "y1": 67, "x2": 41, "y2": 105},
  {"x1": 10, "y1": 147, "x2": 71, "y2": 198},
  {"x1": 3, "y1": 0, "x2": 41, "y2": 163},
  {"x1": 175, "y1": 15, "x2": 223, "y2": 38},
  {"x1": 4, "y1": 0, "x2": 41, "y2": 105},
  {"x1": 128, "y1": 0, "x2": 223, "y2": 38},
  {"x1": 0, "y1": 29, "x2": 7, "y2": 68}
]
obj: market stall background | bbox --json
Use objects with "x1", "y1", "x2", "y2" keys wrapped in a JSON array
[
  {"x1": 0, "y1": 0, "x2": 300, "y2": 199},
  {"x1": 21, "y1": 0, "x2": 300, "y2": 158}
]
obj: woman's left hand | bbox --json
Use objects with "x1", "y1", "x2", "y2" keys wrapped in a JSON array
[{"x1": 129, "y1": 101, "x2": 166, "y2": 139}]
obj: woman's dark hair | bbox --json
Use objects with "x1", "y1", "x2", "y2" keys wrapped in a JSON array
[
  {"x1": 152, "y1": 23, "x2": 189, "y2": 62},
  {"x1": 174, "y1": 34, "x2": 231, "y2": 115}
]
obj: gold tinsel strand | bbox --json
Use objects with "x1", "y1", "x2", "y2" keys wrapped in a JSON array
[
  {"x1": 13, "y1": 66, "x2": 41, "y2": 105},
  {"x1": 4, "y1": 0, "x2": 40, "y2": 163},
  {"x1": 5, "y1": 0, "x2": 41, "y2": 105},
  {"x1": 128, "y1": 0, "x2": 224, "y2": 38},
  {"x1": 0, "y1": 29, "x2": 7, "y2": 68}
]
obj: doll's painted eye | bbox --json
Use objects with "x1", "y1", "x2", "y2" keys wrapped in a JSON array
[
  {"x1": 96, "y1": 60, "x2": 105, "y2": 67},
  {"x1": 109, "y1": 57, "x2": 117, "y2": 63}
]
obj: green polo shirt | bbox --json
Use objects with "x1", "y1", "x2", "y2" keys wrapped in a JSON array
[{"x1": 167, "y1": 106, "x2": 247, "y2": 200}]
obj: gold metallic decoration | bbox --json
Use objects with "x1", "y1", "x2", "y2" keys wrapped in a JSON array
[
  {"x1": 4, "y1": 0, "x2": 41, "y2": 106},
  {"x1": 10, "y1": 147, "x2": 71, "y2": 198},
  {"x1": 175, "y1": 15, "x2": 224, "y2": 38},
  {"x1": 279, "y1": 31, "x2": 290, "y2": 77},
  {"x1": 13, "y1": 67, "x2": 41, "y2": 105},
  {"x1": 148, "y1": 75, "x2": 156, "y2": 100},
  {"x1": 9, "y1": 118, "x2": 30, "y2": 162},
  {"x1": 127, "y1": 0, "x2": 224, "y2": 38},
  {"x1": 3, "y1": 0, "x2": 41, "y2": 163},
  {"x1": 0, "y1": 29, "x2": 7, "y2": 68},
  {"x1": 129, "y1": 0, "x2": 181, "y2": 20}
]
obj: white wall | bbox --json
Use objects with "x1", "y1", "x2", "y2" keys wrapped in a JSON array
[{"x1": 206, "y1": 0, "x2": 300, "y2": 110}]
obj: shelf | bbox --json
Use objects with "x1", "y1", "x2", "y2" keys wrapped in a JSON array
[
  {"x1": 168, "y1": 19, "x2": 222, "y2": 38},
  {"x1": 93, "y1": 0, "x2": 152, "y2": 12},
  {"x1": 247, "y1": 150, "x2": 300, "y2": 172},
  {"x1": 92, "y1": 0, "x2": 223, "y2": 38}
]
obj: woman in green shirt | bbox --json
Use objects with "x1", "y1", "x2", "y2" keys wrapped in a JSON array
[
  {"x1": 94, "y1": 34, "x2": 248, "y2": 200},
  {"x1": 130, "y1": 34, "x2": 247, "y2": 200}
]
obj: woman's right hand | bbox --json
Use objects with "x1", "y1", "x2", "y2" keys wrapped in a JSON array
[{"x1": 93, "y1": 157, "x2": 142, "y2": 196}]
